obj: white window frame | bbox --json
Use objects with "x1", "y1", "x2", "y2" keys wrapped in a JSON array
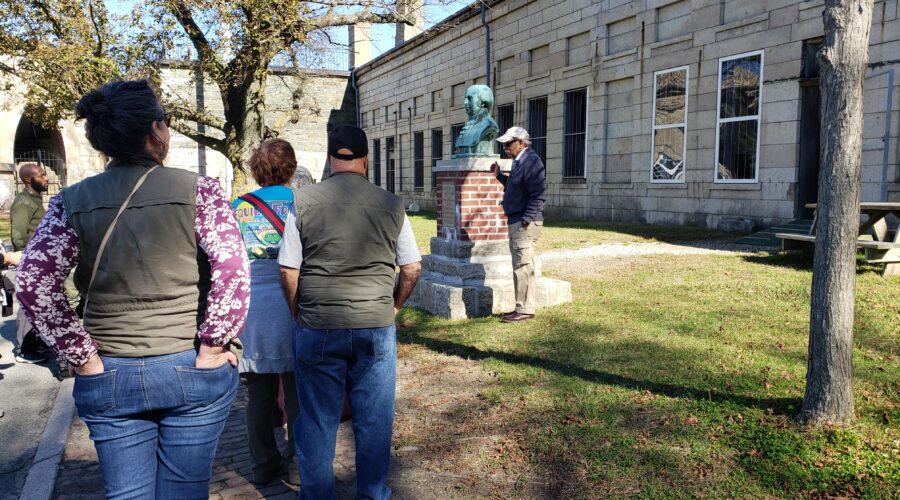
[
  {"x1": 714, "y1": 50, "x2": 764, "y2": 184},
  {"x1": 650, "y1": 65, "x2": 689, "y2": 184}
]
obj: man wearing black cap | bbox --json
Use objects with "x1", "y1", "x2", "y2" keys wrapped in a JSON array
[{"x1": 278, "y1": 125, "x2": 421, "y2": 499}]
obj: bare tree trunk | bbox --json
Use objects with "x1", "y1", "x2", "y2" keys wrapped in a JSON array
[
  {"x1": 223, "y1": 68, "x2": 269, "y2": 197},
  {"x1": 798, "y1": 0, "x2": 873, "y2": 425}
]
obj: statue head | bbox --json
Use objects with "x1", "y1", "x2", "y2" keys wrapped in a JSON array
[{"x1": 463, "y1": 85, "x2": 494, "y2": 121}]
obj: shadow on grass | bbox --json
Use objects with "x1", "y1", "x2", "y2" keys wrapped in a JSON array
[
  {"x1": 397, "y1": 328, "x2": 800, "y2": 416},
  {"x1": 544, "y1": 220, "x2": 737, "y2": 242},
  {"x1": 744, "y1": 250, "x2": 891, "y2": 277},
  {"x1": 743, "y1": 252, "x2": 814, "y2": 272}
]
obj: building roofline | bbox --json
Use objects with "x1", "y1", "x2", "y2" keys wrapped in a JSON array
[
  {"x1": 354, "y1": 0, "x2": 505, "y2": 76},
  {"x1": 156, "y1": 60, "x2": 350, "y2": 78}
]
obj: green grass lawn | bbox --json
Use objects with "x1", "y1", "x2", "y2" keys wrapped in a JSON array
[
  {"x1": 399, "y1": 212, "x2": 899, "y2": 497},
  {"x1": 0, "y1": 216, "x2": 10, "y2": 243},
  {"x1": 407, "y1": 211, "x2": 735, "y2": 256}
]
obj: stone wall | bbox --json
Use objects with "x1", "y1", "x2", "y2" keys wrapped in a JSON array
[
  {"x1": 160, "y1": 66, "x2": 355, "y2": 193},
  {"x1": 356, "y1": 0, "x2": 900, "y2": 230},
  {"x1": 0, "y1": 66, "x2": 353, "y2": 204}
]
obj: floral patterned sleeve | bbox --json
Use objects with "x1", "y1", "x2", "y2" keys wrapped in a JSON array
[
  {"x1": 15, "y1": 178, "x2": 249, "y2": 366},
  {"x1": 16, "y1": 195, "x2": 97, "y2": 366},
  {"x1": 195, "y1": 176, "x2": 250, "y2": 347}
]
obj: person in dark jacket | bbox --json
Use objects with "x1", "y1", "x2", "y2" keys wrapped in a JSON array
[{"x1": 490, "y1": 126, "x2": 547, "y2": 323}]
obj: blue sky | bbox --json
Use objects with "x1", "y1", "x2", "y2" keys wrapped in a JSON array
[{"x1": 104, "y1": 0, "x2": 471, "y2": 59}]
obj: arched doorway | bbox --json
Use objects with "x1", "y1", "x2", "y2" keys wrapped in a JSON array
[{"x1": 13, "y1": 116, "x2": 67, "y2": 196}]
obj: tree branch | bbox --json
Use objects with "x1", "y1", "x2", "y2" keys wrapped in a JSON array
[
  {"x1": 165, "y1": 102, "x2": 227, "y2": 132},
  {"x1": 307, "y1": 11, "x2": 415, "y2": 30},
  {"x1": 30, "y1": 0, "x2": 64, "y2": 38},
  {"x1": 86, "y1": 0, "x2": 104, "y2": 58},
  {"x1": 166, "y1": 1, "x2": 223, "y2": 74},
  {"x1": 169, "y1": 121, "x2": 226, "y2": 152}
]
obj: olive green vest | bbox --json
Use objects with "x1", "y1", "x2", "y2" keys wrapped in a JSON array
[
  {"x1": 61, "y1": 163, "x2": 211, "y2": 357},
  {"x1": 294, "y1": 172, "x2": 404, "y2": 329}
]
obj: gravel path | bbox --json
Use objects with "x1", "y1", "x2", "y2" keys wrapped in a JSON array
[{"x1": 539, "y1": 240, "x2": 764, "y2": 263}]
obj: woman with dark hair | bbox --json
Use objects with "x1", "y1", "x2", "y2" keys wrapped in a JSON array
[
  {"x1": 15, "y1": 80, "x2": 250, "y2": 499},
  {"x1": 231, "y1": 138, "x2": 300, "y2": 485}
]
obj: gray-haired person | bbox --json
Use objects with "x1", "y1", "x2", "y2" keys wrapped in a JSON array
[{"x1": 490, "y1": 126, "x2": 547, "y2": 323}]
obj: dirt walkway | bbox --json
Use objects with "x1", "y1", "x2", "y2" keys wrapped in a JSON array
[
  {"x1": 53, "y1": 242, "x2": 754, "y2": 498},
  {"x1": 53, "y1": 344, "x2": 550, "y2": 499}
]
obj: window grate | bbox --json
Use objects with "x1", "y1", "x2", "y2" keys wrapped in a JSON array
[
  {"x1": 431, "y1": 129, "x2": 443, "y2": 190},
  {"x1": 451, "y1": 123, "x2": 464, "y2": 155},
  {"x1": 496, "y1": 104, "x2": 514, "y2": 155},
  {"x1": 414, "y1": 131, "x2": 424, "y2": 190},
  {"x1": 385, "y1": 137, "x2": 395, "y2": 193},
  {"x1": 564, "y1": 88, "x2": 587, "y2": 178},
  {"x1": 528, "y1": 97, "x2": 548, "y2": 165},
  {"x1": 372, "y1": 139, "x2": 381, "y2": 186}
]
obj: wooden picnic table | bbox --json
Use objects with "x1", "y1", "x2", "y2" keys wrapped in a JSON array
[{"x1": 776, "y1": 202, "x2": 900, "y2": 276}]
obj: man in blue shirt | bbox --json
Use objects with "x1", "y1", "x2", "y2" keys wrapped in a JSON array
[{"x1": 490, "y1": 126, "x2": 547, "y2": 323}]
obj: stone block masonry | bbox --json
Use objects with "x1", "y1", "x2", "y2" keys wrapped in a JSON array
[
  {"x1": 356, "y1": 0, "x2": 900, "y2": 231},
  {"x1": 410, "y1": 157, "x2": 572, "y2": 319}
]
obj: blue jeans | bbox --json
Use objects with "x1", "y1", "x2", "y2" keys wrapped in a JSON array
[
  {"x1": 73, "y1": 349, "x2": 238, "y2": 499},
  {"x1": 293, "y1": 325, "x2": 397, "y2": 500}
]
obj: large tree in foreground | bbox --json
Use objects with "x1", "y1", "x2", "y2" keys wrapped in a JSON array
[
  {"x1": 798, "y1": 0, "x2": 874, "y2": 425},
  {"x1": 0, "y1": 0, "x2": 415, "y2": 190}
]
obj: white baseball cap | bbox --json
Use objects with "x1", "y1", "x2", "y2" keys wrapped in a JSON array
[{"x1": 496, "y1": 126, "x2": 530, "y2": 143}]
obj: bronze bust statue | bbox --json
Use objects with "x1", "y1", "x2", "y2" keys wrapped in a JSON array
[{"x1": 452, "y1": 85, "x2": 500, "y2": 158}]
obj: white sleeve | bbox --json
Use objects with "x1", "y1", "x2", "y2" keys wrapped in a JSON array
[
  {"x1": 277, "y1": 212, "x2": 304, "y2": 269},
  {"x1": 395, "y1": 215, "x2": 422, "y2": 266}
]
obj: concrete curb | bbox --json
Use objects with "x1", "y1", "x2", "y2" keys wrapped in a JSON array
[{"x1": 19, "y1": 377, "x2": 74, "y2": 500}]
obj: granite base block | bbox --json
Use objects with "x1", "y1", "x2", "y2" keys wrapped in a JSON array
[{"x1": 409, "y1": 274, "x2": 572, "y2": 319}]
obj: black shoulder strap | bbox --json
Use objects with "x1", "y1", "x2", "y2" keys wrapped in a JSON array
[{"x1": 239, "y1": 192, "x2": 286, "y2": 236}]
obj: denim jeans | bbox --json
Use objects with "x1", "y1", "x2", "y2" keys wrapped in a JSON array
[
  {"x1": 73, "y1": 349, "x2": 238, "y2": 499},
  {"x1": 293, "y1": 325, "x2": 397, "y2": 500}
]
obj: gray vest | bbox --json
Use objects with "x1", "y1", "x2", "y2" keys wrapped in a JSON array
[
  {"x1": 62, "y1": 163, "x2": 211, "y2": 357},
  {"x1": 294, "y1": 172, "x2": 404, "y2": 329}
]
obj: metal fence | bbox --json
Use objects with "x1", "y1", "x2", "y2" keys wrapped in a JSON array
[{"x1": 13, "y1": 150, "x2": 66, "y2": 197}]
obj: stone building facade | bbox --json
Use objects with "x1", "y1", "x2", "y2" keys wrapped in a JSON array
[
  {"x1": 0, "y1": 71, "x2": 107, "y2": 206},
  {"x1": 0, "y1": 64, "x2": 354, "y2": 203},
  {"x1": 158, "y1": 64, "x2": 356, "y2": 192},
  {"x1": 355, "y1": 0, "x2": 900, "y2": 230}
]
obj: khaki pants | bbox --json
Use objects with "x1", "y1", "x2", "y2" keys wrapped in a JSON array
[{"x1": 508, "y1": 220, "x2": 543, "y2": 314}]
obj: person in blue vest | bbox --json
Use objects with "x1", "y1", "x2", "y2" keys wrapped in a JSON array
[
  {"x1": 232, "y1": 138, "x2": 302, "y2": 485},
  {"x1": 279, "y1": 125, "x2": 422, "y2": 499},
  {"x1": 491, "y1": 126, "x2": 547, "y2": 323}
]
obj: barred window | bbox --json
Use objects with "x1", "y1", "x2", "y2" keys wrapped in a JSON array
[
  {"x1": 651, "y1": 66, "x2": 688, "y2": 182},
  {"x1": 451, "y1": 123, "x2": 464, "y2": 154},
  {"x1": 431, "y1": 129, "x2": 443, "y2": 190},
  {"x1": 431, "y1": 89, "x2": 442, "y2": 113},
  {"x1": 414, "y1": 131, "x2": 424, "y2": 190},
  {"x1": 563, "y1": 88, "x2": 588, "y2": 178},
  {"x1": 372, "y1": 139, "x2": 381, "y2": 186},
  {"x1": 451, "y1": 83, "x2": 466, "y2": 108},
  {"x1": 496, "y1": 103, "x2": 514, "y2": 155},
  {"x1": 527, "y1": 97, "x2": 548, "y2": 164},
  {"x1": 385, "y1": 137, "x2": 395, "y2": 193}
]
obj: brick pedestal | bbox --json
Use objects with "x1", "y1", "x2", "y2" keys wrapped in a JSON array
[{"x1": 408, "y1": 157, "x2": 572, "y2": 319}]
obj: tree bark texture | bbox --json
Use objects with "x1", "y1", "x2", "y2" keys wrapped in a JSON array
[{"x1": 799, "y1": 0, "x2": 873, "y2": 425}]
